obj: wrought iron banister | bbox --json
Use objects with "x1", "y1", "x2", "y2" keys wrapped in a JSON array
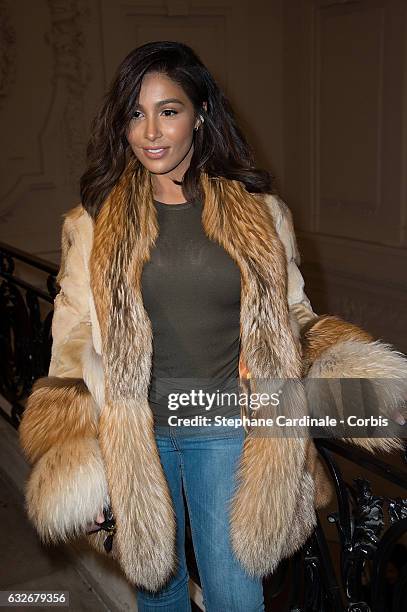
[
  {"x1": 286, "y1": 439, "x2": 407, "y2": 611},
  {"x1": 0, "y1": 241, "x2": 58, "y2": 276},
  {"x1": 0, "y1": 241, "x2": 57, "y2": 426}
]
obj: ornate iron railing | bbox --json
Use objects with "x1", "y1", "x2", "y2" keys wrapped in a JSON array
[
  {"x1": 1, "y1": 241, "x2": 406, "y2": 611},
  {"x1": 287, "y1": 440, "x2": 407, "y2": 611},
  {"x1": 0, "y1": 241, "x2": 57, "y2": 426}
]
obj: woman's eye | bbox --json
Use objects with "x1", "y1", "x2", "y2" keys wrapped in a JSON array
[{"x1": 132, "y1": 109, "x2": 177, "y2": 119}]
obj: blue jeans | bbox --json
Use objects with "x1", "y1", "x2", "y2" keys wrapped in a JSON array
[{"x1": 135, "y1": 417, "x2": 265, "y2": 611}]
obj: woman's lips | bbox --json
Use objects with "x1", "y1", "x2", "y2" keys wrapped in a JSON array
[{"x1": 142, "y1": 147, "x2": 169, "y2": 159}]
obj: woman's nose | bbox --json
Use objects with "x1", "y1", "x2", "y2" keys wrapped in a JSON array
[{"x1": 145, "y1": 117, "x2": 162, "y2": 141}]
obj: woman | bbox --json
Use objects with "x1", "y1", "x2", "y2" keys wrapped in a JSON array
[{"x1": 19, "y1": 41, "x2": 407, "y2": 611}]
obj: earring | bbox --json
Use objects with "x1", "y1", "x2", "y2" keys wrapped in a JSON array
[{"x1": 194, "y1": 115, "x2": 205, "y2": 131}]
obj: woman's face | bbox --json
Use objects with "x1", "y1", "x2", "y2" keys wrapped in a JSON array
[{"x1": 126, "y1": 72, "x2": 203, "y2": 177}]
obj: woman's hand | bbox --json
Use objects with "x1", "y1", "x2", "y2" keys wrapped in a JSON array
[
  {"x1": 86, "y1": 510, "x2": 105, "y2": 532},
  {"x1": 85, "y1": 507, "x2": 116, "y2": 553},
  {"x1": 391, "y1": 408, "x2": 406, "y2": 426}
]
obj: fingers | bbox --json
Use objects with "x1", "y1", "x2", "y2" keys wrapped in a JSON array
[
  {"x1": 392, "y1": 409, "x2": 406, "y2": 426},
  {"x1": 86, "y1": 510, "x2": 106, "y2": 532}
]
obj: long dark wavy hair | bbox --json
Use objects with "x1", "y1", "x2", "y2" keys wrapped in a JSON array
[{"x1": 80, "y1": 40, "x2": 274, "y2": 219}]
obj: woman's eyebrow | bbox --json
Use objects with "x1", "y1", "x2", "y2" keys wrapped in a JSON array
[{"x1": 136, "y1": 98, "x2": 185, "y2": 109}]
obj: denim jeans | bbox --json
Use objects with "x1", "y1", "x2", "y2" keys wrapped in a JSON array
[{"x1": 135, "y1": 416, "x2": 265, "y2": 611}]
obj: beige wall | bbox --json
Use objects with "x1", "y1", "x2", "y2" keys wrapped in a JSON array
[
  {"x1": 283, "y1": 0, "x2": 407, "y2": 351},
  {"x1": 0, "y1": 0, "x2": 285, "y2": 260},
  {"x1": 0, "y1": 0, "x2": 406, "y2": 350}
]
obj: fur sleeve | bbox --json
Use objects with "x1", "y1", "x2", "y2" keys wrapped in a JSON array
[
  {"x1": 263, "y1": 193, "x2": 318, "y2": 338},
  {"x1": 18, "y1": 205, "x2": 109, "y2": 547},
  {"x1": 48, "y1": 205, "x2": 93, "y2": 378},
  {"x1": 263, "y1": 193, "x2": 407, "y2": 454}
]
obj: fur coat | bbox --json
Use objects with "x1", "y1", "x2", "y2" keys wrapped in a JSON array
[{"x1": 18, "y1": 158, "x2": 407, "y2": 591}]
